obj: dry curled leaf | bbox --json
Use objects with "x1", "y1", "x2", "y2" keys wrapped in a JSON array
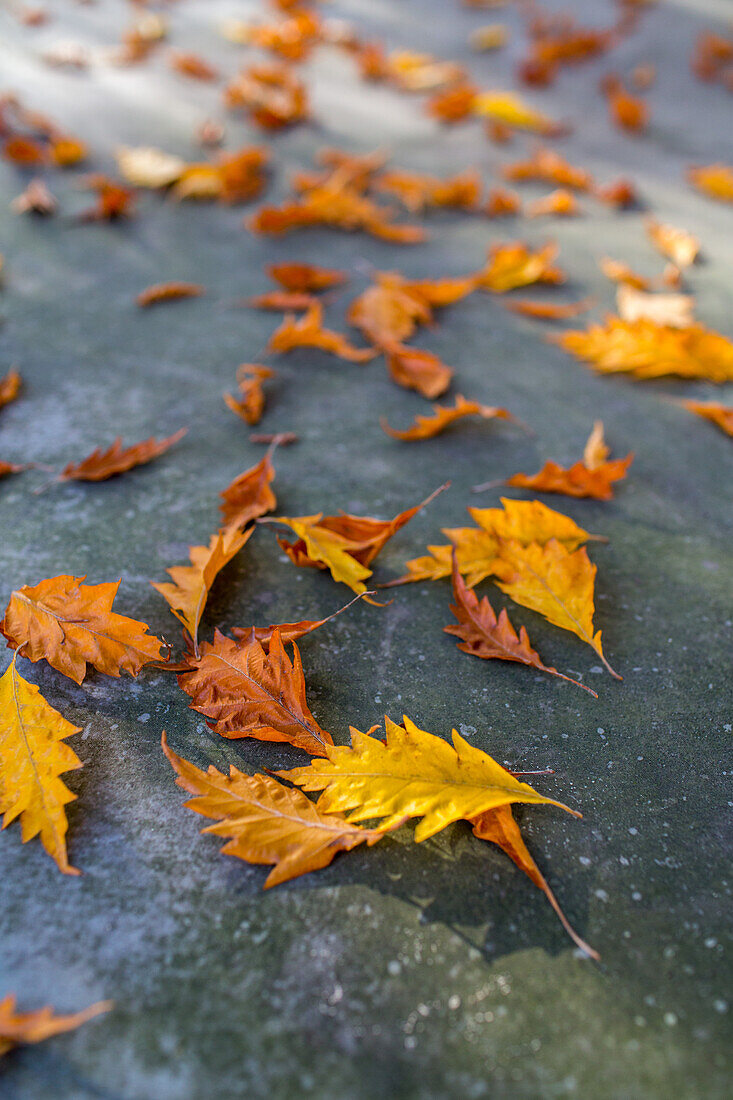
[
  {"x1": 381, "y1": 394, "x2": 516, "y2": 440},
  {"x1": 231, "y1": 592, "x2": 369, "y2": 649},
  {"x1": 445, "y1": 552, "x2": 597, "y2": 695},
  {"x1": 219, "y1": 451, "x2": 277, "y2": 529},
  {"x1": 645, "y1": 219, "x2": 699, "y2": 268},
  {"x1": 476, "y1": 242, "x2": 564, "y2": 292},
  {"x1": 267, "y1": 302, "x2": 375, "y2": 362},
  {"x1": 387, "y1": 497, "x2": 598, "y2": 587},
  {"x1": 0, "y1": 655, "x2": 82, "y2": 874},
  {"x1": 526, "y1": 188, "x2": 581, "y2": 218},
  {"x1": 60, "y1": 430, "x2": 186, "y2": 482},
  {"x1": 373, "y1": 168, "x2": 481, "y2": 213},
  {"x1": 500, "y1": 423, "x2": 633, "y2": 500},
  {"x1": 0, "y1": 368, "x2": 21, "y2": 410},
  {"x1": 425, "y1": 82, "x2": 478, "y2": 123},
  {"x1": 0, "y1": 461, "x2": 25, "y2": 479},
  {"x1": 80, "y1": 175, "x2": 135, "y2": 221},
  {"x1": 677, "y1": 399, "x2": 733, "y2": 438},
  {"x1": 224, "y1": 63, "x2": 308, "y2": 129},
  {"x1": 248, "y1": 291, "x2": 316, "y2": 312},
  {"x1": 162, "y1": 733, "x2": 385, "y2": 886},
  {"x1": 599, "y1": 257, "x2": 650, "y2": 290},
  {"x1": 136, "y1": 283, "x2": 203, "y2": 307},
  {"x1": 504, "y1": 296, "x2": 593, "y2": 320},
  {"x1": 493, "y1": 538, "x2": 620, "y2": 677},
  {"x1": 485, "y1": 187, "x2": 521, "y2": 217},
  {"x1": 151, "y1": 527, "x2": 252, "y2": 655},
  {"x1": 556, "y1": 317, "x2": 733, "y2": 382},
  {"x1": 502, "y1": 146, "x2": 593, "y2": 190},
  {"x1": 0, "y1": 994, "x2": 111, "y2": 1057},
  {"x1": 1, "y1": 575, "x2": 166, "y2": 684},
  {"x1": 384, "y1": 342, "x2": 453, "y2": 399},
  {"x1": 177, "y1": 629, "x2": 332, "y2": 756},
  {"x1": 603, "y1": 76, "x2": 648, "y2": 132},
  {"x1": 616, "y1": 283, "x2": 694, "y2": 328},
  {"x1": 347, "y1": 274, "x2": 433, "y2": 347},
  {"x1": 224, "y1": 365, "x2": 275, "y2": 425},
  {"x1": 267, "y1": 262, "x2": 346, "y2": 293},
  {"x1": 169, "y1": 51, "x2": 218, "y2": 81},
  {"x1": 10, "y1": 178, "x2": 57, "y2": 215},
  {"x1": 688, "y1": 164, "x2": 733, "y2": 203}
]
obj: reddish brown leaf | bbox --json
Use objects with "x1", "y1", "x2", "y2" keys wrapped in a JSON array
[
  {"x1": 381, "y1": 395, "x2": 516, "y2": 440},
  {"x1": 136, "y1": 282, "x2": 203, "y2": 307},
  {"x1": 219, "y1": 451, "x2": 277, "y2": 529},
  {"x1": 0, "y1": 368, "x2": 22, "y2": 410},
  {"x1": 267, "y1": 262, "x2": 347, "y2": 293},
  {"x1": 224, "y1": 365, "x2": 275, "y2": 425},
  {"x1": 231, "y1": 591, "x2": 369, "y2": 648},
  {"x1": 384, "y1": 341, "x2": 453, "y2": 398},
  {"x1": 169, "y1": 51, "x2": 218, "y2": 81},
  {"x1": 503, "y1": 296, "x2": 593, "y2": 320},
  {"x1": 267, "y1": 302, "x2": 376, "y2": 362},
  {"x1": 60, "y1": 430, "x2": 186, "y2": 482}
]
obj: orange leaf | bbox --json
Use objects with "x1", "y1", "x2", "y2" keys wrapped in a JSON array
[
  {"x1": 151, "y1": 526, "x2": 251, "y2": 655},
  {"x1": 223, "y1": 365, "x2": 275, "y2": 425},
  {"x1": 177, "y1": 629, "x2": 332, "y2": 755},
  {"x1": 80, "y1": 175, "x2": 134, "y2": 220},
  {"x1": 1, "y1": 576, "x2": 166, "y2": 684},
  {"x1": 267, "y1": 262, "x2": 347, "y2": 292},
  {"x1": 604, "y1": 77, "x2": 648, "y2": 131},
  {"x1": 445, "y1": 552, "x2": 597, "y2": 696},
  {"x1": 373, "y1": 168, "x2": 481, "y2": 212},
  {"x1": 60, "y1": 430, "x2": 186, "y2": 482},
  {"x1": 502, "y1": 146, "x2": 593, "y2": 190},
  {"x1": 504, "y1": 296, "x2": 592, "y2": 320},
  {"x1": 0, "y1": 367, "x2": 21, "y2": 410},
  {"x1": 384, "y1": 341, "x2": 453, "y2": 398},
  {"x1": 526, "y1": 188, "x2": 580, "y2": 218},
  {"x1": 381, "y1": 394, "x2": 516, "y2": 440},
  {"x1": 425, "y1": 82, "x2": 478, "y2": 122},
  {"x1": 485, "y1": 187, "x2": 521, "y2": 217},
  {"x1": 347, "y1": 274, "x2": 434, "y2": 346},
  {"x1": 688, "y1": 164, "x2": 733, "y2": 203},
  {"x1": 476, "y1": 241, "x2": 564, "y2": 292},
  {"x1": 0, "y1": 994, "x2": 111, "y2": 1056},
  {"x1": 504, "y1": 448, "x2": 633, "y2": 500},
  {"x1": 248, "y1": 291, "x2": 316, "y2": 312},
  {"x1": 470, "y1": 805, "x2": 598, "y2": 958},
  {"x1": 219, "y1": 451, "x2": 277, "y2": 528},
  {"x1": 267, "y1": 301, "x2": 375, "y2": 362},
  {"x1": 161, "y1": 732, "x2": 385, "y2": 886},
  {"x1": 231, "y1": 592, "x2": 369, "y2": 648},
  {"x1": 645, "y1": 218, "x2": 699, "y2": 268},
  {"x1": 0, "y1": 655, "x2": 82, "y2": 874},
  {"x1": 169, "y1": 50, "x2": 218, "y2": 81},
  {"x1": 136, "y1": 282, "x2": 203, "y2": 307},
  {"x1": 224, "y1": 63, "x2": 308, "y2": 129},
  {"x1": 677, "y1": 399, "x2": 733, "y2": 438}
]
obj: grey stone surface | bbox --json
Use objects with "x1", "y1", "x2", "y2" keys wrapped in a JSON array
[{"x1": 0, "y1": 1, "x2": 731, "y2": 1097}]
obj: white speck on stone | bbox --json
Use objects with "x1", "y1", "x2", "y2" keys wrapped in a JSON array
[{"x1": 138, "y1": 713, "x2": 151, "y2": 723}]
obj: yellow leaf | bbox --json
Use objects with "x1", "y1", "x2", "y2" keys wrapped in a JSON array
[
  {"x1": 473, "y1": 90, "x2": 560, "y2": 133},
  {"x1": 162, "y1": 733, "x2": 386, "y2": 887},
  {"x1": 645, "y1": 218, "x2": 699, "y2": 268},
  {"x1": 281, "y1": 715, "x2": 576, "y2": 842},
  {"x1": 152, "y1": 526, "x2": 251, "y2": 653},
  {"x1": 0, "y1": 655, "x2": 82, "y2": 874},
  {"x1": 493, "y1": 538, "x2": 620, "y2": 678},
  {"x1": 272, "y1": 515, "x2": 373, "y2": 594},
  {"x1": 688, "y1": 164, "x2": 733, "y2": 203}
]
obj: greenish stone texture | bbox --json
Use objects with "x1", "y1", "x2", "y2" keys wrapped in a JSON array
[{"x1": 0, "y1": 1, "x2": 730, "y2": 1097}]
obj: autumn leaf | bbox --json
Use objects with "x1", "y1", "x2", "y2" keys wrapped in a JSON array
[
  {"x1": 224, "y1": 365, "x2": 275, "y2": 425},
  {"x1": 1, "y1": 576, "x2": 166, "y2": 684},
  {"x1": 162, "y1": 733, "x2": 386, "y2": 886},
  {"x1": 59, "y1": 430, "x2": 186, "y2": 482},
  {"x1": 281, "y1": 715, "x2": 577, "y2": 840},
  {"x1": 373, "y1": 168, "x2": 481, "y2": 213},
  {"x1": 599, "y1": 257, "x2": 650, "y2": 290},
  {"x1": 473, "y1": 90, "x2": 561, "y2": 134},
  {"x1": 425, "y1": 82, "x2": 478, "y2": 123},
  {"x1": 152, "y1": 526, "x2": 251, "y2": 655},
  {"x1": 267, "y1": 261, "x2": 346, "y2": 293},
  {"x1": 504, "y1": 296, "x2": 593, "y2": 320},
  {"x1": 177, "y1": 628, "x2": 332, "y2": 755},
  {"x1": 249, "y1": 291, "x2": 316, "y2": 312},
  {"x1": 136, "y1": 282, "x2": 203, "y2": 307},
  {"x1": 270, "y1": 486, "x2": 446, "y2": 593},
  {"x1": 603, "y1": 76, "x2": 648, "y2": 131},
  {"x1": 225, "y1": 63, "x2": 309, "y2": 129},
  {"x1": 0, "y1": 367, "x2": 21, "y2": 409},
  {"x1": 381, "y1": 394, "x2": 517, "y2": 440},
  {"x1": 169, "y1": 50, "x2": 218, "y2": 81},
  {"x1": 493, "y1": 538, "x2": 620, "y2": 677},
  {"x1": 267, "y1": 302, "x2": 376, "y2": 362},
  {"x1": 498, "y1": 425, "x2": 633, "y2": 501},
  {"x1": 347, "y1": 274, "x2": 434, "y2": 346},
  {"x1": 526, "y1": 189, "x2": 581, "y2": 218},
  {"x1": 556, "y1": 317, "x2": 733, "y2": 382},
  {"x1": 0, "y1": 994, "x2": 111, "y2": 1056},
  {"x1": 0, "y1": 461, "x2": 25, "y2": 479},
  {"x1": 0, "y1": 655, "x2": 82, "y2": 873},
  {"x1": 616, "y1": 283, "x2": 694, "y2": 328},
  {"x1": 688, "y1": 164, "x2": 733, "y2": 203},
  {"x1": 80, "y1": 175, "x2": 135, "y2": 220},
  {"x1": 219, "y1": 451, "x2": 276, "y2": 529},
  {"x1": 445, "y1": 552, "x2": 597, "y2": 696},
  {"x1": 485, "y1": 187, "x2": 521, "y2": 217},
  {"x1": 645, "y1": 219, "x2": 699, "y2": 268},
  {"x1": 384, "y1": 341, "x2": 453, "y2": 398},
  {"x1": 470, "y1": 805, "x2": 598, "y2": 957},
  {"x1": 475, "y1": 242, "x2": 565, "y2": 293},
  {"x1": 11, "y1": 178, "x2": 58, "y2": 215},
  {"x1": 676, "y1": 399, "x2": 733, "y2": 437},
  {"x1": 502, "y1": 146, "x2": 593, "y2": 190},
  {"x1": 116, "y1": 145, "x2": 185, "y2": 188},
  {"x1": 231, "y1": 592, "x2": 370, "y2": 649}
]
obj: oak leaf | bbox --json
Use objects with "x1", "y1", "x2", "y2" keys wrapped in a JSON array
[
  {"x1": 0, "y1": 367, "x2": 21, "y2": 409},
  {"x1": 219, "y1": 451, "x2": 277, "y2": 529},
  {"x1": 224, "y1": 365, "x2": 275, "y2": 425},
  {"x1": 381, "y1": 394, "x2": 516, "y2": 440},
  {"x1": 475, "y1": 242, "x2": 564, "y2": 292},
  {"x1": 136, "y1": 282, "x2": 203, "y2": 307},
  {"x1": 445, "y1": 552, "x2": 597, "y2": 696},
  {"x1": 0, "y1": 655, "x2": 82, "y2": 873},
  {"x1": 493, "y1": 538, "x2": 620, "y2": 677},
  {"x1": 151, "y1": 526, "x2": 252, "y2": 655},
  {"x1": 384, "y1": 341, "x2": 453, "y2": 398},
  {"x1": 281, "y1": 715, "x2": 577, "y2": 840},
  {"x1": 688, "y1": 164, "x2": 733, "y2": 203},
  {"x1": 267, "y1": 262, "x2": 346, "y2": 292},
  {"x1": 677, "y1": 399, "x2": 733, "y2": 437},
  {"x1": 0, "y1": 995, "x2": 110, "y2": 1056},
  {"x1": 1, "y1": 576, "x2": 166, "y2": 684},
  {"x1": 470, "y1": 805, "x2": 598, "y2": 957},
  {"x1": 267, "y1": 302, "x2": 376, "y2": 362},
  {"x1": 177, "y1": 629, "x2": 332, "y2": 755},
  {"x1": 556, "y1": 317, "x2": 733, "y2": 382},
  {"x1": 162, "y1": 733, "x2": 385, "y2": 886},
  {"x1": 60, "y1": 430, "x2": 186, "y2": 482}
]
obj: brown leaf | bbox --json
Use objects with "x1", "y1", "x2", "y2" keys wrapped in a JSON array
[
  {"x1": 1, "y1": 575, "x2": 166, "y2": 684},
  {"x1": 219, "y1": 451, "x2": 277, "y2": 528},
  {"x1": 504, "y1": 453, "x2": 633, "y2": 500},
  {"x1": 247, "y1": 291, "x2": 317, "y2": 312},
  {"x1": 381, "y1": 394, "x2": 516, "y2": 440},
  {"x1": 178, "y1": 628, "x2": 332, "y2": 755},
  {"x1": 268, "y1": 302, "x2": 376, "y2": 362},
  {"x1": 384, "y1": 341, "x2": 453, "y2": 398},
  {"x1": 169, "y1": 50, "x2": 218, "y2": 81},
  {"x1": 504, "y1": 296, "x2": 593, "y2": 320},
  {"x1": 231, "y1": 591, "x2": 369, "y2": 648},
  {"x1": 0, "y1": 368, "x2": 22, "y2": 410},
  {"x1": 224, "y1": 365, "x2": 276, "y2": 425},
  {"x1": 136, "y1": 282, "x2": 203, "y2": 307},
  {"x1": 224, "y1": 63, "x2": 309, "y2": 129},
  {"x1": 445, "y1": 551, "x2": 597, "y2": 695},
  {"x1": 80, "y1": 175, "x2": 134, "y2": 220},
  {"x1": 502, "y1": 146, "x2": 593, "y2": 190},
  {"x1": 267, "y1": 262, "x2": 347, "y2": 292},
  {"x1": 60, "y1": 430, "x2": 186, "y2": 482}
]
